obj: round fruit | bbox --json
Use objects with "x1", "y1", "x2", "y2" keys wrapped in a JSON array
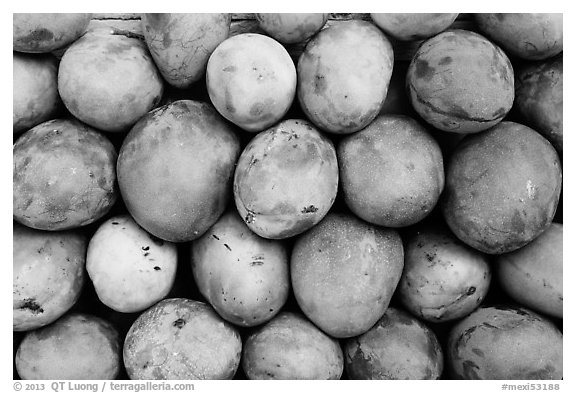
[
  {"x1": 447, "y1": 306, "x2": 563, "y2": 379},
  {"x1": 191, "y1": 211, "x2": 290, "y2": 326},
  {"x1": 58, "y1": 28, "x2": 164, "y2": 132},
  {"x1": 291, "y1": 213, "x2": 404, "y2": 338},
  {"x1": 123, "y1": 298, "x2": 242, "y2": 380},
  {"x1": 117, "y1": 100, "x2": 240, "y2": 242},
  {"x1": 87, "y1": 215, "x2": 178, "y2": 313},
  {"x1": 370, "y1": 13, "x2": 458, "y2": 41},
  {"x1": 298, "y1": 20, "x2": 393, "y2": 134},
  {"x1": 13, "y1": 13, "x2": 92, "y2": 53},
  {"x1": 406, "y1": 29, "x2": 514, "y2": 133},
  {"x1": 442, "y1": 121, "x2": 562, "y2": 254},
  {"x1": 344, "y1": 307, "x2": 443, "y2": 380},
  {"x1": 514, "y1": 55, "x2": 563, "y2": 154},
  {"x1": 338, "y1": 114, "x2": 444, "y2": 227},
  {"x1": 13, "y1": 119, "x2": 117, "y2": 231},
  {"x1": 398, "y1": 225, "x2": 491, "y2": 322},
  {"x1": 242, "y1": 312, "x2": 343, "y2": 379},
  {"x1": 256, "y1": 13, "x2": 328, "y2": 44},
  {"x1": 497, "y1": 223, "x2": 563, "y2": 318},
  {"x1": 206, "y1": 33, "x2": 296, "y2": 132},
  {"x1": 13, "y1": 53, "x2": 60, "y2": 134},
  {"x1": 15, "y1": 313, "x2": 121, "y2": 379},
  {"x1": 234, "y1": 119, "x2": 338, "y2": 239},
  {"x1": 13, "y1": 223, "x2": 86, "y2": 331},
  {"x1": 142, "y1": 13, "x2": 231, "y2": 88},
  {"x1": 475, "y1": 13, "x2": 563, "y2": 60}
]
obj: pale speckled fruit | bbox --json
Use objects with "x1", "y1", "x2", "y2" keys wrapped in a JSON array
[
  {"x1": 514, "y1": 55, "x2": 563, "y2": 154},
  {"x1": 442, "y1": 121, "x2": 562, "y2": 254},
  {"x1": 234, "y1": 119, "x2": 338, "y2": 239},
  {"x1": 15, "y1": 313, "x2": 121, "y2": 380},
  {"x1": 58, "y1": 29, "x2": 164, "y2": 132},
  {"x1": 291, "y1": 213, "x2": 404, "y2": 338},
  {"x1": 13, "y1": 223, "x2": 86, "y2": 332},
  {"x1": 447, "y1": 306, "x2": 563, "y2": 379},
  {"x1": 192, "y1": 211, "x2": 289, "y2": 326},
  {"x1": 370, "y1": 13, "x2": 458, "y2": 41},
  {"x1": 398, "y1": 226, "x2": 491, "y2": 322},
  {"x1": 142, "y1": 13, "x2": 231, "y2": 88},
  {"x1": 256, "y1": 13, "x2": 328, "y2": 44},
  {"x1": 242, "y1": 312, "x2": 343, "y2": 379},
  {"x1": 475, "y1": 13, "x2": 563, "y2": 60},
  {"x1": 407, "y1": 29, "x2": 514, "y2": 134},
  {"x1": 13, "y1": 119, "x2": 118, "y2": 231},
  {"x1": 344, "y1": 307, "x2": 443, "y2": 380},
  {"x1": 87, "y1": 215, "x2": 177, "y2": 313},
  {"x1": 206, "y1": 33, "x2": 296, "y2": 132},
  {"x1": 123, "y1": 298, "x2": 242, "y2": 380},
  {"x1": 13, "y1": 53, "x2": 60, "y2": 134},
  {"x1": 117, "y1": 100, "x2": 240, "y2": 242},
  {"x1": 338, "y1": 115, "x2": 444, "y2": 227},
  {"x1": 497, "y1": 223, "x2": 563, "y2": 318},
  {"x1": 298, "y1": 20, "x2": 393, "y2": 134},
  {"x1": 13, "y1": 13, "x2": 92, "y2": 53}
]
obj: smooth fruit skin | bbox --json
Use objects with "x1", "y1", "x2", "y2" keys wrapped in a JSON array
[
  {"x1": 234, "y1": 119, "x2": 338, "y2": 239},
  {"x1": 514, "y1": 55, "x2": 563, "y2": 154},
  {"x1": 242, "y1": 312, "x2": 343, "y2": 380},
  {"x1": 407, "y1": 29, "x2": 514, "y2": 134},
  {"x1": 291, "y1": 213, "x2": 404, "y2": 338},
  {"x1": 442, "y1": 121, "x2": 562, "y2": 254},
  {"x1": 447, "y1": 306, "x2": 563, "y2": 379},
  {"x1": 15, "y1": 313, "x2": 121, "y2": 380},
  {"x1": 475, "y1": 13, "x2": 563, "y2": 60},
  {"x1": 13, "y1": 119, "x2": 118, "y2": 231},
  {"x1": 13, "y1": 53, "x2": 60, "y2": 134},
  {"x1": 191, "y1": 211, "x2": 290, "y2": 327},
  {"x1": 297, "y1": 20, "x2": 394, "y2": 134},
  {"x1": 142, "y1": 13, "x2": 231, "y2": 88},
  {"x1": 87, "y1": 215, "x2": 178, "y2": 313},
  {"x1": 370, "y1": 13, "x2": 458, "y2": 41},
  {"x1": 344, "y1": 307, "x2": 444, "y2": 380},
  {"x1": 13, "y1": 13, "x2": 92, "y2": 53},
  {"x1": 206, "y1": 33, "x2": 296, "y2": 132},
  {"x1": 256, "y1": 13, "x2": 328, "y2": 44},
  {"x1": 58, "y1": 29, "x2": 164, "y2": 132},
  {"x1": 123, "y1": 298, "x2": 242, "y2": 380},
  {"x1": 13, "y1": 223, "x2": 86, "y2": 332},
  {"x1": 338, "y1": 114, "x2": 444, "y2": 227},
  {"x1": 497, "y1": 223, "x2": 563, "y2": 318},
  {"x1": 117, "y1": 100, "x2": 241, "y2": 242},
  {"x1": 398, "y1": 225, "x2": 491, "y2": 322}
]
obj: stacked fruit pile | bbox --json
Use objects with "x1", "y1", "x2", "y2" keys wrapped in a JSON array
[{"x1": 13, "y1": 13, "x2": 563, "y2": 380}]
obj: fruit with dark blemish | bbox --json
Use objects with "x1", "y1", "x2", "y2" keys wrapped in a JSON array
[
  {"x1": 406, "y1": 29, "x2": 514, "y2": 133},
  {"x1": 86, "y1": 215, "x2": 177, "y2": 313},
  {"x1": 370, "y1": 13, "x2": 458, "y2": 41},
  {"x1": 255, "y1": 13, "x2": 328, "y2": 44},
  {"x1": 13, "y1": 13, "x2": 92, "y2": 53},
  {"x1": 206, "y1": 33, "x2": 296, "y2": 132},
  {"x1": 141, "y1": 13, "x2": 231, "y2": 88},
  {"x1": 442, "y1": 121, "x2": 562, "y2": 254},
  {"x1": 291, "y1": 213, "x2": 404, "y2": 338},
  {"x1": 344, "y1": 307, "x2": 443, "y2": 379},
  {"x1": 123, "y1": 298, "x2": 242, "y2": 379},
  {"x1": 475, "y1": 13, "x2": 562, "y2": 60},
  {"x1": 242, "y1": 312, "x2": 343, "y2": 379},
  {"x1": 58, "y1": 29, "x2": 164, "y2": 132},
  {"x1": 497, "y1": 223, "x2": 563, "y2": 318},
  {"x1": 234, "y1": 119, "x2": 338, "y2": 239},
  {"x1": 447, "y1": 306, "x2": 563, "y2": 379},
  {"x1": 13, "y1": 119, "x2": 118, "y2": 231},
  {"x1": 191, "y1": 211, "x2": 289, "y2": 327},
  {"x1": 297, "y1": 20, "x2": 393, "y2": 134}
]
